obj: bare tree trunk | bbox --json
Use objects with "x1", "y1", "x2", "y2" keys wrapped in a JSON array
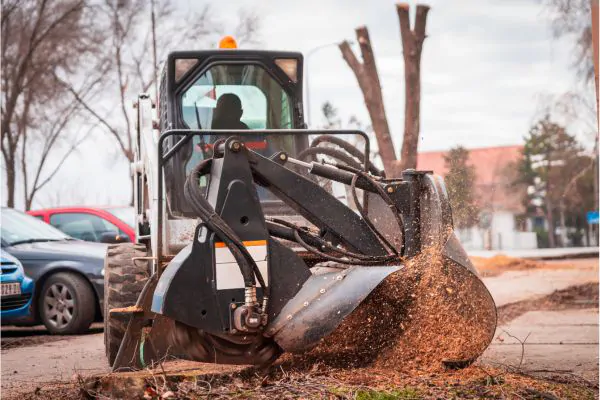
[
  {"x1": 396, "y1": 3, "x2": 429, "y2": 171},
  {"x1": 559, "y1": 199, "x2": 567, "y2": 247},
  {"x1": 546, "y1": 187, "x2": 556, "y2": 248},
  {"x1": 21, "y1": 132, "x2": 29, "y2": 210},
  {"x1": 5, "y1": 156, "x2": 16, "y2": 208},
  {"x1": 130, "y1": 170, "x2": 135, "y2": 207},
  {"x1": 339, "y1": 27, "x2": 396, "y2": 174},
  {"x1": 150, "y1": 0, "x2": 158, "y2": 99},
  {"x1": 592, "y1": 0, "x2": 598, "y2": 112}
]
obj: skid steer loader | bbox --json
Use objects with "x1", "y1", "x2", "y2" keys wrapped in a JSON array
[{"x1": 103, "y1": 40, "x2": 497, "y2": 371}]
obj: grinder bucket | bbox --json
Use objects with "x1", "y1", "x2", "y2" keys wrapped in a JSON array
[{"x1": 266, "y1": 174, "x2": 497, "y2": 369}]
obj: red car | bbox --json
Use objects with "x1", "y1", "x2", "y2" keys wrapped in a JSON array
[{"x1": 28, "y1": 206, "x2": 136, "y2": 243}]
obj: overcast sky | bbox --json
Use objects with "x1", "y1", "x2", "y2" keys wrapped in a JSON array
[{"x1": 12, "y1": 0, "x2": 596, "y2": 210}]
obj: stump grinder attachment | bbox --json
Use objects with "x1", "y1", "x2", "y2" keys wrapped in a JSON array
[{"x1": 104, "y1": 48, "x2": 496, "y2": 372}]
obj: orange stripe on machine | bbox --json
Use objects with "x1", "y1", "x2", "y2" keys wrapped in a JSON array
[{"x1": 214, "y1": 240, "x2": 267, "y2": 248}]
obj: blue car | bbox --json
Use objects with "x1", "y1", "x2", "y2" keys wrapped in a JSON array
[{"x1": 1, "y1": 249, "x2": 34, "y2": 322}]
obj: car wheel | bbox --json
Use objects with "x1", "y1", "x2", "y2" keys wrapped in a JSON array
[
  {"x1": 39, "y1": 272, "x2": 96, "y2": 335},
  {"x1": 104, "y1": 243, "x2": 149, "y2": 367}
]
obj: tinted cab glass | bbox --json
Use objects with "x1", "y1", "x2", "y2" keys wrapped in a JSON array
[{"x1": 181, "y1": 64, "x2": 296, "y2": 175}]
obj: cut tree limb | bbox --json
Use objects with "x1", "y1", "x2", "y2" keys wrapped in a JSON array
[
  {"x1": 397, "y1": 3, "x2": 430, "y2": 171},
  {"x1": 339, "y1": 26, "x2": 397, "y2": 175}
]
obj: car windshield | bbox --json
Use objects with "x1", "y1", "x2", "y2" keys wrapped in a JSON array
[
  {"x1": 1, "y1": 208, "x2": 70, "y2": 245},
  {"x1": 105, "y1": 207, "x2": 135, "y2": 228}
]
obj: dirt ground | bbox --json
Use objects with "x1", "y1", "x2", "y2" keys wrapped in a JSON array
[
  {"x1": 1, "y1": 256, "x2": 598, "y2": 399},
  {"x1": 471, "y1": 255, "x2": 598, "y2": 278},
  {"x1": 0, "y1": 323, "x2": 103, "y2": 350},
  {"x1": 10, "y1": 362, "x2": 597, "y2": 399}
]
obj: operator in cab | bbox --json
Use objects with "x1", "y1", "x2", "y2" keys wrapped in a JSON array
[{"x1": 211, "y1": 93, "x2": 249, "y2": 130}]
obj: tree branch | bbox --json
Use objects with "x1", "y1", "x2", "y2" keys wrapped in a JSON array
[
  {"x1": 59, "y1": 78, "x2": 129, "y2": 158},
  {"x1": 561, "y1": 155, "x2": 595, "y2": 199},
  {"x1": 396, "y1": 3, "x2": 413, "y2": 50},
  {"x1": 27, "y1": 118, "x2": 98, "y2": 208},
  {"x1": 414, "y1": 5, "x2": 430, "y2": 42},
  {"x1": 339, "y1": 40, "x2": 363, "y2": 76}
]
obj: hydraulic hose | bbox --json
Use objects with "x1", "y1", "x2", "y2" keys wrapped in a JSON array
[
  {"x1": 268, "y1": 218, "x2": 398, "y2": 266},
  {"x1": 309, "y1": 135, "x2": 385, "y2": 177},
  {"x1": 297, "y1": 146, "x2": 364, "y2": 171},
  {"x1": 267, "y1": 155, "x2": 407, "y2": 262},
  {"x1": 339, "y1": 163, "x2": 406, "y2": 256},
  {"x1": 184, "y1": 159, "x2": 268, "y2": 294}
]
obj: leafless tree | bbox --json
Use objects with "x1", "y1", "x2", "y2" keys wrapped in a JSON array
[
  {"x1": 1, "y1": 0, "x2": 104, "y2": 209},
  {"x1": 339, "y1": 4, "x2": 430, "y2": 176},
  {"x1": 545, "y1": 0, "x2": 594, "y2": 84},
  {"x1": 233, "y1": 9, "x2": 261, "y2": 46},
  {"x1": 61, "y1": 1, "x2": 260, "y2": 204},
  {"x1": 396, "y1": 3, "x2": 430, "y2": 171},
  {"x1": 339, "y1": 27, "x2": 396, "y2": 174}
]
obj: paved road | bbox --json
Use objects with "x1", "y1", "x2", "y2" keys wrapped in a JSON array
[
  {"x1": 483, "y1": 259, "x2": 598, "y2": 306},
  {"x1": 483, "y1": 309, "x2": 599, "y2": 382},
  {"x1": 2, "y1": 257, "x2": 598, "y2": 396},
  {"x1": 469, "y1": 246, "x2": 599, "y2": 259},
  {"x1": 1, "y1": 332, "x2": 107, "y2": 394}
]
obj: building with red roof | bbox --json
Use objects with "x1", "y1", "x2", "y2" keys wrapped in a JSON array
[{"x1": 413, "y1": 145, "x2": 538, "y2": 250}]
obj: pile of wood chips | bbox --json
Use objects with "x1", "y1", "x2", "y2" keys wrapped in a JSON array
[
  {"x1": 295, "y1": 248, "x2": 497, "y2": 373},
  {"x1": 470, "y1": 254, "x2": 545, "y2": 277}
]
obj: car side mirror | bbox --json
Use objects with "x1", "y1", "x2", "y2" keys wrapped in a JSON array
[{"x1": 100, "y1": 232, "x2": 130, "y2": 244}]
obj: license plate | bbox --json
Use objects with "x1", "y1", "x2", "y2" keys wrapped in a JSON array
[{"x1": 1, "y1": 283, "x2": 21, "y2": 297}]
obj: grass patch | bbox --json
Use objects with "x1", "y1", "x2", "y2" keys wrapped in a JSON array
[{"x1": 355, "y1": 387, "x2": 421, "y2": 400}]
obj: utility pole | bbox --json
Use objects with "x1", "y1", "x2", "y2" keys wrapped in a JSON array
[
  {"x1": 151, "y1": 0, "x2": 159, "y2": 101},
  {"x1": 592, "y1": 0, "x2": 599, "y2": 245},
  {"x1": 304, "y1": 41, "x2": 349, "y2": 127}
]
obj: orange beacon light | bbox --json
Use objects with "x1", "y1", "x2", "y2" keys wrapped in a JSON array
[{"x1": 219, "y1": 36, "x2": 237, "y2": 49}]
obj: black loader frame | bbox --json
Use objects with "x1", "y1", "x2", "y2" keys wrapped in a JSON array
[{"x1": 110, "y1": 129, "x2": 480, "y2": 370}]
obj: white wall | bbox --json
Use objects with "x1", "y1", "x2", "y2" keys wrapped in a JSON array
[{"x1": 457, "y1": 211, "x2": 537, "y2": 250}]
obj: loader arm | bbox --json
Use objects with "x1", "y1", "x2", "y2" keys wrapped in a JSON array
[{"x1": 247, "y1": 149, "x2": 389, "y2": 256}]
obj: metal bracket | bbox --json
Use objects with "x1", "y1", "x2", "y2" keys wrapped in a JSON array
[{"x1": 132, "y1": 256, "x2": 157, "y2": 261}]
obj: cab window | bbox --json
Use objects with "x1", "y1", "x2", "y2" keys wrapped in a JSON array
[
  {"x1": 181, "y1": 64, "x2": 293, "y2": 130},
  {"x1": 180, "y1": 63, "x2": 296, "y2": 176}
]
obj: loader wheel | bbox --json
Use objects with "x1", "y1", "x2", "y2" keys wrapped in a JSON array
[{"x1": 104, "y1": 243, "x2": 149, "y2": 366}]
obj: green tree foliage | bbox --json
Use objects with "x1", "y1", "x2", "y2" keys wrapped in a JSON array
[
  {"x1": 515, "y1": 115, "x2": 591, "y2": 247},
  {"x1": 443, "y1": 146, "x2": 480, "y2": 229}
]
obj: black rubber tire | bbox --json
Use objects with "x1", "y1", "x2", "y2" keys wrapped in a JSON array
[
  {"x1": 104, "y1": 243, "x2": 149, "y2": 367},
  {"x1": 38, "y1": 272, "x2": 96, "y2": 335}
]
